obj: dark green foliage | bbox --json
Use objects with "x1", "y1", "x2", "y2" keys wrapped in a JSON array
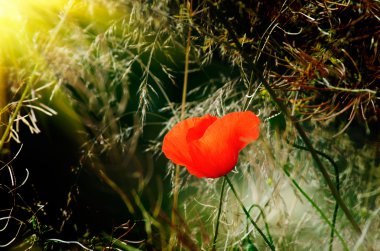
[{"x1": 190, "y1": 0, "x2": 379, "y2": 128}]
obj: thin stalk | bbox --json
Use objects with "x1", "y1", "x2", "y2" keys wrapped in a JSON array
[
  {"x1": 330, "y1": 186, "x2": 340, "y2": 251},
  {"x1": 213, "y1": 6, "x2": 361, "y2": 234},
  {"x1": 170, "y1": 1, "x2": 192, "y2": 249},
  {"x1": 100, "y1": 233, "x2": 141, "y2": 251},
  {"x1": 0, "y1": 66, "x2": 6, "y2": 141},
  {"x1": 172, "y1": 16, "x2": 191, "y2": 225},
  {"x1": 292, "y1": 143, "x2": 340, "y2": 251},
  {"x1": 98, "y1": 170, "x2": 134, "y2": 213},
  {"x1": 225, "y1": 175, "x2": 275, "y2": 250},
  {"x1": 247, "y1": 204, "x2": 274, "y2": 245},
  {"x1": 212, "y1": 176, "x2": 226, "y2": 250},
  {"x1": 0, "y1": 67, "x2": 38, "y2": 151},
  {"x1": 171, "y1": 164, "x2": 180, "y2": 229},
  {"x1": 263, "y1": 87, "x2": 361, "y2": 234},
  {"x1": 283, "y1": 167, "x2": 349, "y2": 251},
  {"x1": 180, "y1": 16, "x2": 191, "y2": 119}
]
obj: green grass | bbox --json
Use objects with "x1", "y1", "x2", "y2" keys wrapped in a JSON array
[{"x1": 1, "y1": 0, "x2": 379, "y2": 250}]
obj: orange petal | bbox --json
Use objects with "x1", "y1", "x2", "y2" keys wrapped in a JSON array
[
  {"x1": 188, "y1": 142, "x2": 238, "y2": 178},
  {"x1": 187, "y1": 111, "x2": 260, "y2": 178},
  {"x1": 162, "y1": 114, "x2": 217, "y2": 169},
  {"x1": 219, "y1": 111, "x2": 260, "y2": 151}
]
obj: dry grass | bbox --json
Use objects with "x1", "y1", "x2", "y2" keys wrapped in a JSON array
[{"x1": 0, "y1": 0, "x2": 379, "y2": 250}]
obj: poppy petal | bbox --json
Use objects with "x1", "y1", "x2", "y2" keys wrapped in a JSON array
[
  {"x1": 187, "y1": 111, "x2": 260, "y2": 178},
  {"x1": 186, "y1": 115, "x2": 218, "y2": 142},
  {"x1": 218, "y1": 111, "x2": 260, "y2": 151},
  {"x1": 188, "y1": 142, "x2": 238, "y2": 178},
  {"x1": 162, "y1": 114, "x2": 217, "y2": 168}
]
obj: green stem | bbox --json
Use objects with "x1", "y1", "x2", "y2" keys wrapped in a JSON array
[
  {"x1": 247, "y1": 204, "x2": 274, "y2": 246},
  {"x1": 330, "y1": 194, "x2": 340, "y2": 250},
  {"x1": 283, "y1": 167, "x2": 349, "y2": 251},
  {"x1": 210, "y1": 3, "x2": 361, "y2": 234},
  {"x1": 170, "y1": 3, "x2": 192, "y2": 248},
  {"x1": 212, "y1": 176, "x2": 226, "y2": 250},
  {"x1": 292, "y1": 143, "x2": 340, "y2": 251},
  {"x1": 225, "y1": 175, "x2": 275, "y2": 250},
  {"x1": 253, "y1": 59, "x2": 361, "y2": 234},
  {"x1": 0, "y1": 68, "x2": 38, "y2": 151}
]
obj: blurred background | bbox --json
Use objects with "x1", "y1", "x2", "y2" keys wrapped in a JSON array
[{"x1": 0, "y1": 0, "x2": 379, "y2": 250}]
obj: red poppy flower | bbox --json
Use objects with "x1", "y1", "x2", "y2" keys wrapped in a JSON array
[{"x1": 162, "y1": 111, "x2": 260, "y2": 178}]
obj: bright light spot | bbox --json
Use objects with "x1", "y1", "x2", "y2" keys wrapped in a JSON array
[
  {"x1": 0, "y1": 0, "x2": 68, "y2": 60},
  {"x1": 0, "y1": 0, "x2": 25, "y2": 33},
  {"x1": 0, "y1": 1, "x2": 22, "y2": 20},
  {"x1": 0, "y1": 0, "x2": 125, "y2": 60}
]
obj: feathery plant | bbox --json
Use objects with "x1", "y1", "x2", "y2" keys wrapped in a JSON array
[
  {"x1": 2, "y1": 0, "x2": 189, "y2": 249},
  {"x1": 0, "y1": 0, "x2": 379, "y2": 250},
  {"x1": 154, "y1": 0, "x2": 379, "y2": 250}
]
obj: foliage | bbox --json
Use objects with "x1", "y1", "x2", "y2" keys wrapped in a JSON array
[{"x1": 0, "y1": 0, "x2": 379, "y2": 250}]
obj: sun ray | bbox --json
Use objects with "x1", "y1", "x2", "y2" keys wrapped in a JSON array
[{"x1": 0, "y1": 0, "x2": 127, "y2": 149}]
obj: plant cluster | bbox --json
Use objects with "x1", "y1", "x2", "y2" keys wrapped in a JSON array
[{"x1": 0, "y1": 0, "x2": 379, "y2": 250}]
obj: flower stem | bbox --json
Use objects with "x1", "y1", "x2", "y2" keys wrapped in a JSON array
[
  {"x1": 292, "y1": 143, "x2": 341, "y2": 251},
  {"x1": 283, "y1": 167, "x2": 349, "y2": 251},
  {"x1": 210, "y1": 3, "x2": 361, "y2": 234},
  {"x1": 170, "y1": 1, "x2": 192, "y2": 249},
  {"x1": 247, "y1": 204, "x2": 274, "y2": 246},
  {"x1": 225, "y1": 175, "x2": 275, "y2": 250},
  {"x1": 212, "y1": 176, "x2": 226, "y2": 250}
]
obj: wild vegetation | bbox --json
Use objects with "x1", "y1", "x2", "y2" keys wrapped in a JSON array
[{"x1": 0, "y1": 0, "x2": 379, "y2": 250}]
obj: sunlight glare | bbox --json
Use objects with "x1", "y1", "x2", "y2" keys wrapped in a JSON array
[{"x1": 0, "y1": 0, "x2": 69, "y2": 58}]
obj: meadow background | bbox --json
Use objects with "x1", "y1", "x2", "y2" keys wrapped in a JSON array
[{"x1": 0, "y1": 0, "x2": 379, "y2": 250}]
